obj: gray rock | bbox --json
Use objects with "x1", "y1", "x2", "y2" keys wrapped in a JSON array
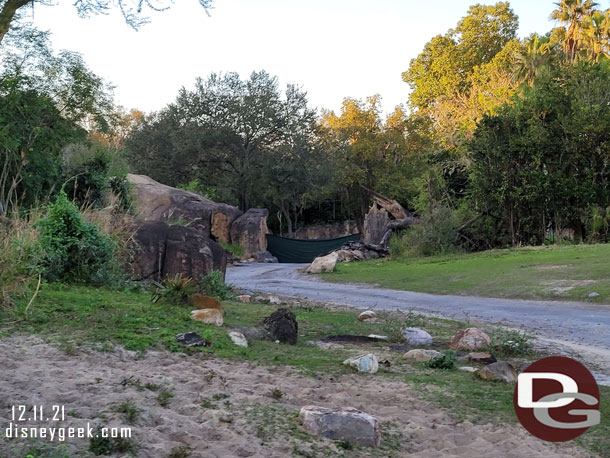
[
  {"x1": 403, "y1": 327, "x2": 433, "y2": 345},
  {"x1": 299, "y1": 406, "x2": 381, "y2": 447},
  {"x1": 343, "y1": 354, "x2": 379, "y2": 374},
  {"x1": 589, "y1": 292, "x2": 600, "y2": 298},
  {"x1": 228, "y1": 331, "x2": 248, "y2": 348}
]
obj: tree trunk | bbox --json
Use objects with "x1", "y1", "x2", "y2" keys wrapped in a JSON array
[{"x1": 0, "y1": 0, "x2": 31, "y2": 47}]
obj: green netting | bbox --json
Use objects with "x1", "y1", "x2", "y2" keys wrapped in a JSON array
[{"x1": 266, "y1": 233, "x2": 361, "y2": 263}]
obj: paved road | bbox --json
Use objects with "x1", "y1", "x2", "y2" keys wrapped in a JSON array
[{"x1": 227, "y1": 263, "x2": 610, "y2": 353}]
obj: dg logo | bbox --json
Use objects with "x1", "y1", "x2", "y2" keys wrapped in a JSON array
[{"x1": 514, "y1": 356, "x2": 600, "y2": 441}]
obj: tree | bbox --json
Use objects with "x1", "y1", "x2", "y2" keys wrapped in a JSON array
[
  {"x1": 403, "y1": 2, "x2": 518, "y2": 111},
  {"x1": 469, "y1": 60, "x2": 610, "y2": 246},
  {"x1": 550, "y1": 0, "x2": 599, "y2": 60},
  {"x1": 320, "y1": 96, "x2": 425, "y2": 222},
  {"x1": 0, "y1": 0, "x2": 213, "y2": 47},
  {"x1": 127, "y1": 71, "x2": 318, "y2": 211}
]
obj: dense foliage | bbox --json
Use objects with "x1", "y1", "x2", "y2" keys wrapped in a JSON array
[{"x1": 36, "y1": 191, "x2": 115, "y2": 284}]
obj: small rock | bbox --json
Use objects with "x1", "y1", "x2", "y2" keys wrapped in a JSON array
[
  {"x1": 219, "y1": 414, "x2": 233, "y2": 423},
  {"x1": 402, "y1": 349, "x2": 442, "y2": 362},
  {"x1": 263, "y1": 308, "x2": 298, "y2": 345},
  {"x1": 190, "y1": 309, "x2": 224, "y2": 326},
  {"x1": 403, "y1": 328, "x2": 433, "y2": 345},
  {"x1": 236, "y1": 294, "x2": 251, "y2": 303},
  {"x1": 228, "y1": 331, "x2": 248, "y2": 348},
  {"x1": 458, "y1": 366, "x2": 478, "y2": 373},
  {"x1": 343, "y1": 354, "x2": 379, "y2": 374},
  {"x1": 589, "y1": 292, "x2": 600, "y2": 298},
  {"x1": 450, "y1": 328, "x2": 491, "y2": 351},
  {"x1": 268, "y1": 295, "x2": 282, "y2": 305},
  {"x1": 467, "y1": 352, "x2": 497, "y2": 365},
  {"x1": 299, "y1": 406, "x2": 381, "y2": 447},
  {"x1": 358, "y1": 310, "x2": 377, "y2": 322},
  {"x1": 476, "y1": 361, "x2": 518, "y2": 382},
  {"x1": 175, "y1": 332, "x2": 212, "y2": 347},
  {"x1": 367, "y1": 334, "x2": 389, "y2": 341}
]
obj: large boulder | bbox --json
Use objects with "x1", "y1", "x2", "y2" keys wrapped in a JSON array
[
  {"x1": 229, "y1": 208, "x2": 272, "y2": 260},
  {"x1": 128, "y1": 174, "x2": 223, "y2": 236},
  {"x1": 306, "y1": 252, "x2": 339, "y2": 274},
  {"x1": 132, "y1": 221, "x2": 227, "y2": 282},
  {"x1": 299, "y1": 406, "x2": 381, "y2": 447}
]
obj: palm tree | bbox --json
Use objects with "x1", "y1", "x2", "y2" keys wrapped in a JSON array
[
  {"x1": 581, "y1": 9, "x2": 610, "y2": 61},
  {"x1": 513, "y1": 35, "x2": 552, "y2": 83},
  {"x1": 550, "y1": 0, "x2": 599, "y2": 60}
]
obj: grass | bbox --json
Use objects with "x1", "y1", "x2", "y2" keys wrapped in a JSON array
[
  {"x1": 219, "y1": 241, "x2": 245, "y2": 258},
  {"x1": 324, "y1": 244, "x2": 610, "y2": 303},
  {"x1": 0, "y1": 283, "x2": 607, "y2": 456}
]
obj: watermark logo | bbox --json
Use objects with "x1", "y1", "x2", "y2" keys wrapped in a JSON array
[{"x1": 514, "y1": 356, "x2": 600, "y2": 442}]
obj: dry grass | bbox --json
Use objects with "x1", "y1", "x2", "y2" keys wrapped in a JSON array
[{"x1": 0, "y1": 210, "x2": 42, "y2": 308}]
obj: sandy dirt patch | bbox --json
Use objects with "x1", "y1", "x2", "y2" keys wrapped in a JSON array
[{"x1": 0, "y1": 337, "x2": 590, "y2": 458}]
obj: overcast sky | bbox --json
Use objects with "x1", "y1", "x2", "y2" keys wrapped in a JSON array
[{"x1": 25, "y1": 0, "x2": 589, "y2": 116}]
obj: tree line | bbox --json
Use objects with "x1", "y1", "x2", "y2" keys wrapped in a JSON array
[{"x1": 1, "y1": 1, "x2": 610, "y2": 250}]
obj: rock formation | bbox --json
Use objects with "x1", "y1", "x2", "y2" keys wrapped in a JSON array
[{"x1": 127, "y1": 174, "x2": 276, "y2": 262}]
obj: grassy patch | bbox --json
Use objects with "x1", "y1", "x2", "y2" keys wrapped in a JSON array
[
  {"x1": 0, "y1": 285, "x2": 461, "y2": 374},
  {"x1": 220, "y1": 242, "x2": 244, "y2": 258},
  {"x1": 324, "y1": 244, "x2": 610, "y2": 303}
]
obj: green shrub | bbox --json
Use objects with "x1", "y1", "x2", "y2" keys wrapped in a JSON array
[
  {"x1": 426, "y1": 350, "x2": 457, "y2": 370},
  {"x1": 36, "y1": 191, "x2": 115, "y2": 284},
  {"x1": 391, "y1": 206, "x2": 462, "y2": 258},
  {"x1": 488, "y1": 329, "x2": 533, "y2": 357},
  {"x1": 199, "y1": 270, "x2": 232, "y2": 300}
]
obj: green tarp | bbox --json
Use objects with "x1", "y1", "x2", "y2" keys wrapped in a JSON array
[{"x1": 266, "y1": 233, "x2": 361, "y2": 263}]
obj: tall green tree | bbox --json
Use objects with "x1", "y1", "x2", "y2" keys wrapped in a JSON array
[{"x1": 127, "y1": 71, "x2": 318, "y2": 211}]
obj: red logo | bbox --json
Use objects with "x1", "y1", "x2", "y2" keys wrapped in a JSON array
[{"x1": 514, "y1": 356, "x2": 600, "y2": 442}]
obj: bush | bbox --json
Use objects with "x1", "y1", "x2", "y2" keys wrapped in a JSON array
[
  {"x1": 199, "y1": 271, "x2": 232, "y2": 300},
  {"x1": 36, "y1": 192, "x2": 115, "y2": 284},
  {"x1": 151, "y1": 275, "x2": 197, "y2": 305},
  {"x1": 426, "y1": 350, "x2": 457, "y2": 370},
  {"x1": 488, "y1": 329, "x2": 533, "y2": 357},
  {"x1": 391, "y1": 206, "x2": 462, "y2": 258}
]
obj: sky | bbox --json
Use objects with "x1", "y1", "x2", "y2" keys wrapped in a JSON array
[{"x1": 23, "y1": 0, "x2": 585, "y2": 116}]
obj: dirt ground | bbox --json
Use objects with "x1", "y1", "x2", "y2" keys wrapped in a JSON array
[{"x1": 0, "y1": 337, "x2": 590, "y2": 458}]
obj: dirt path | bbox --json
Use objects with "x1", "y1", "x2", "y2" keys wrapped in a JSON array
[
  {"x1": 0, "y1": 337, "x2": 587, "y2": 458},
  {"x1": 226, "y1": 263, "x2": 610, "y2": 382}
]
